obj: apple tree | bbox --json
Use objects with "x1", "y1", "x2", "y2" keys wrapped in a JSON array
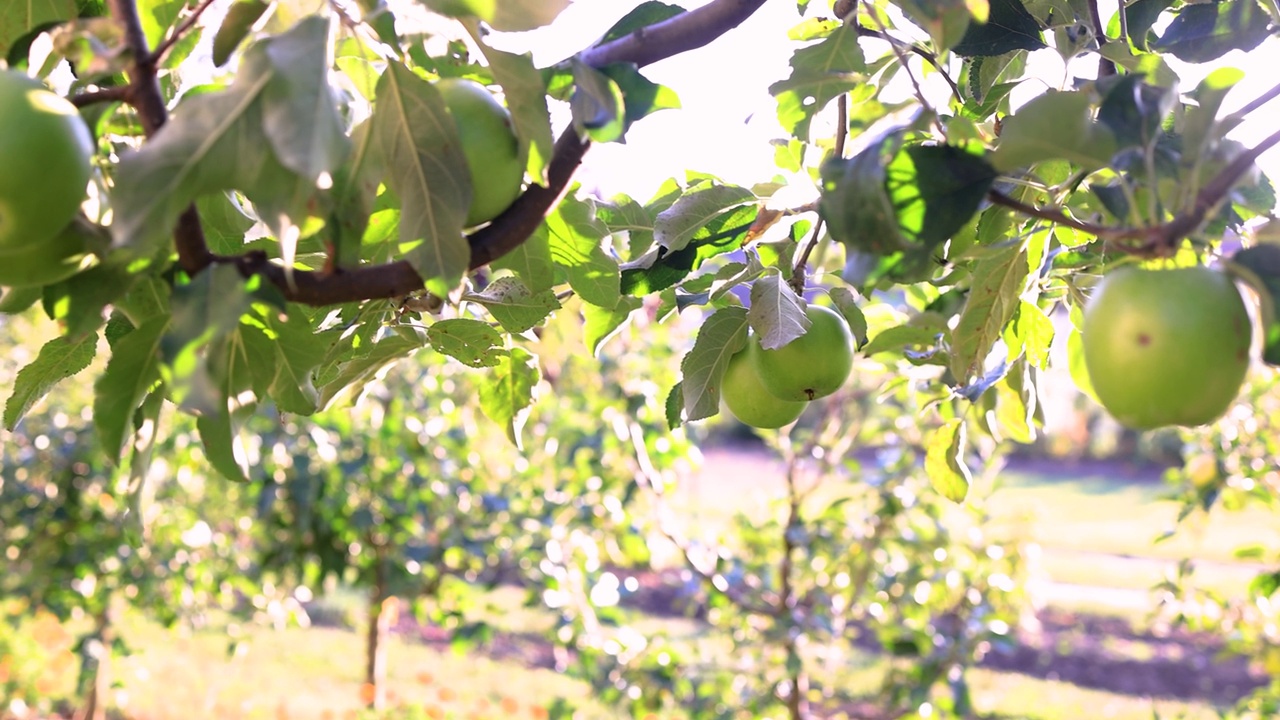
[{"x1": 4, "y1": 0, "x2": 1280, "y2": 717}]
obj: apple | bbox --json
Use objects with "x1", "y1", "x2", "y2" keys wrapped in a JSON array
[
  {"x1": 1082, "y1": 265, "x2": 1251, "y2": 429},
  {"x1": 436, "y1": 78, "x2": 524, "y2": 227},
  {"x1": 0, "y1": 71, "x2": 94, "y2": 253},
  {"x1": 721, "y1": 347, "x2": 807, "y2": 429},
  {"x1": 748, "y1": 305, "x2": 855, "y2": 401}
]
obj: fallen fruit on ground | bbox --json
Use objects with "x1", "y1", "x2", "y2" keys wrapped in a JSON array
[
  {"x1": 1082, "y1": 264, "x2": 1251, "y2": 430},
  {"x1": 436, "y1": 78, "x2": 524, "y2": 227},
  {"x1": 721, "y1": 346, "x2": 807, "y2": 429},
  {"x1": 749, "y1": 304, "x2": 855, "y2": 401},
  {"x1": 0, "y1": 70, "x2": 94, "y2": 253}
]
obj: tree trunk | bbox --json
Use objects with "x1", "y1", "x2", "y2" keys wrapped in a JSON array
[
  {"x1": 364, "y1": 551, "x2": 394, "y2": 711},
  {"x1": 78, "y1": 596, "x2": 114, "y2": 720}
]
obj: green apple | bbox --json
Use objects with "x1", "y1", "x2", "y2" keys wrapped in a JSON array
[
  {"x1": 748, "y1": 305, "x2": 855, "y2": 401},
  {"x1": 436, "y1": 78, "x2": 524, "y2": 227},
  {"x1": 1082, "y1": 265, "x2": 1251, "y2": 429},
  {"x1": 0, "y1": 70, "x2": 94, "y2": 252},
  {"x1": 721, "y1": 347, "x2": 807, "y2": 429}
]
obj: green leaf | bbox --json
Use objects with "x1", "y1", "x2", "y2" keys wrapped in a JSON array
[
  {"x1": 426, "y1": 318, "x2": 505, "y2": 368},
  {"x1": 420, "y1": 0, "x2": 496, "y2": 21},
  {"x1": 820, "y1": 132, "x2": 909, "y2": 256},
  {"x1": 596, "y1": 195, "x2": 656, "y2": 259},
  {"x1": 212, "y1": 0, "x2": 268, "y2": 66},
  {"x1": 197, "y1": 191, "x2": 256, "y2": 255},
  {"x1": 316, "y1": 333, "x2": 422, "y2": 408},
  {"x1": 1117, "y1": 0, "x2": 1175, "y2": 51},
  {"x1": 43, "y1": 260, "x2": 136, "y2": 339},
  {"x1": 828, "y1": 287, "x2": 868, "y2": 347},
  {"x1": 475, "y1": 44, "x2": 554, "y2": 184},
  {"x1": 679, "y1": 306, "x2": 749, "y2": 422},
  {"x1": 897, "y1": 0, "x2": 981, "y2": 50},
  {"x1": 953, "y1": 0, "x2": 1045, "y2": 57},
  {"x1": 571, "y1": 60, "x2": 627, "y2": 143},
  {"x1": 0, "y1": 286, "x2": 42, "y2": 314},
  {"x1": 489, "y1": 0, "x2": 569, "y2": 31},
  {"x1": 111, "y1": 31, "x2": 319, "y2": 259},
  {"x1": 583, "y1": 296, "x2": 642, "y2": 357},
  {"x1": 1154, "y1": 0, "x2": 1271, "y2": 63},
  {"x1": 950, "y1": 242, "x2": 1028, "y2": 383},
  {"x1": 597, "y1": 2, "x2": 685, "y2": 44},
  {"x1": 1231, "y1": 245, "x2": 1280, "y2": 366},
  {"x1": 94, "y1": 315, "x2": 168, "y2": 462},
  {"x1": 464, "y1": 276, "x2": 561, "y2": 334},
  {"x1": 599, "y1": 63, "x2": 681, "y2": 130},
  {"x1": 372, "y1": 62, "x2": 471, "y2": 296},
  {"x1": 1096, "y1": 74, "x2": 1172, "y2": 150},
  {"x1": 621, "y1": 204, "x2": 756, "y2": 295},
  {"x1": 664, "y1": 380, "x2": 684, "y2": 428},
  {"x1": 654, "y1": 182, "x2": 755, "y2": 252},
  {"x1": 769, "y1": 24, "x2": 866, "y2": 139},
  {"x1": 196, "y1": 409, "x2": 248, "y2": 482},
  {"x1": 861, "y1": 313, "x2": 950, "y2": 358},
  {"x1": 478, "y1": 346, "x2": 540, "y2": 447},
  {"x1": 746, "y1": 271, "x2": 810, "y2": 350},
  {"x1": 160, "y1": 265, "x2": 255, "y2": 413},
  {"x1": 137, "y1": 0, "x2": 186, "y2": 49},
  {"x1": 4, "y1": 333, "x2": 97, "y2": 430},
  {"x1": 327, "y1": 121, "x2": 382, "y2": 269},
  {"x1": 1002, "y1": 299, "x2": 1055, "y2": 368},
  {"x1": 1185, "y1": 68, "x2": 1244, "y2": 169},
  {"x1": 492, "y1": 224, "x2": 555, "y2": 293},
  {"x1": 1, "y1": 0, "x2": 75, "y2": 59},
  {"x1": 264, "y1": 308, "x2": 330, "y2": 414},
  {"x1": 991, "y1": 91, "x2": 1116, "y2": 171},
  {"x1": 926, "y1": 418, "x2": 971, "y2": 502},
  {"x1": 546, "y1": 196, "x2": 620, "y2": 309},
  {"x1": 260, "y1": 17, "x2": 350, "y2": 183},
  {"x1": 885, "y1": 144, "x2": 998, "y2": 247}
]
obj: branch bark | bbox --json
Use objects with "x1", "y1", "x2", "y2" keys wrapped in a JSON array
[{"x1": 206, "y1": 0, "x2": 768, "y2": 305}]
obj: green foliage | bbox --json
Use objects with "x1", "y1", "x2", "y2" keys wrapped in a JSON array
[{"x1": 5, "y1": 0, "x2": 1280, "y2": 717}]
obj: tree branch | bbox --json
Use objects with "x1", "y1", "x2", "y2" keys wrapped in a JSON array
[
  {"x1": 1086, "y1": 0, "x2": 1117, "y2": 77},
  {"x1": 148, "y1": 0, "x2": 218, "y2": 65},
  {"x1": 1160, "y1": 126, "x2": 1280, "y2": 247},
  {"x1": 854, "y1": 25, "x2": 962, "y2": 102},
  {"x1": 986, "y1": 189, "x2": 1137, "y2": 241},
  {"x1": 215, "y1": 128, "x2": 590, "y2": 305},
  {"x1": 578, "y1": 0, "x2": 769, "y2": 68},
  {"x1": 108, "y1": 0, "x2": 213, "y2": 275},
  {"x1": 215, "y1": 0, "x2": 770, "y2": 305},
  {"x1": 70, "y1": 85, "x2": 131, "y2": 108}
]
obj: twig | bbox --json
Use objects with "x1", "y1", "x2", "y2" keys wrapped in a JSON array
[
  {"x1": 148, "y1": 0, "x2": 218, "y2": 65},
  {"x1": 70, "y1": 86, "x2": 131, "y2": 107},
  {"x1": 1160, "y1": 126, "x2": 1280, "y2": 247},
  {"x1": 986, "y1": 189, "x2": 1136, "y2": 241},
  {"x1": 854, "y1": 25, "x2": 962, "y2": 102},
  {"x1": 791, "y1": 94, "x2": 847, "y2": 288},
  {"x1": 1086, "y1": 0, "x2": 1117, "y2": 77},
  {"x1": 1222, "y1": 80, "x2": 1280, "y2": 131},
  {"x1": 861, "y1": 2, "x2": 946, "y2": 139}
]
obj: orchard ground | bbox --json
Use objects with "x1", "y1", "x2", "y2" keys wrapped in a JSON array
[{"x1": 10, "y1": 442, "x2": 1270, "y2": 720}]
